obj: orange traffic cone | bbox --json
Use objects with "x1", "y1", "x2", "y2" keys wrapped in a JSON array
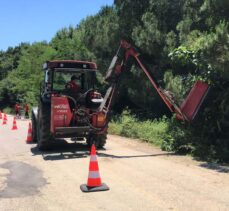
[
  {"x1": 26, "y1": 122, "x2": 33, "y2": 143},
  {"x1": 2, "y1": 114, "x2": 7, "y2": 125},
  {"x1": 11, "y1": 117, "x2": 18, "y2": 130},
  {"x1": 0, "y1": 111, "x2": 2, "y2": 119},
  {"x1": 80, "y1": 144, "x2": 109, "y2": 192}
]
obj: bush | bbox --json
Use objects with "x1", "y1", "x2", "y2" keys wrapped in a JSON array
[
  {"x1": 108, "y1": 110, "x2": 168, "y2": 146},
  {"x1": 3, "y1": 107, "x2": 14, "y2": 115}
]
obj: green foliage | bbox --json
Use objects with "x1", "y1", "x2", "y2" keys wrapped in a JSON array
[
  {"x1": 109, "y1": 110, "x2": 168, "y2": 146},
  {"x1": 169, "y1": 46, "x2": 197, "y2": 71},
  {"x1": 0, "y1": 43, "x2": 30, "y2": 80},
  {"x1": 2, "y1": 106, "x2": 14, "y2": 114},
  {"x1": 51, "y1": 26, "x2": 95, "y2": 61},
  {"x1": 199, "y1": 21, "x2": 229, "y2": 80},
  {"x1": 115, "y1": 0, "x2": 150, "y2": 37},
  {"x1": 163, "y1": 71, "x2": 186, "y2": 104},
  {"x1": 79, "y1": 6, "x2": 119, "y2": 73},
  {"x1": 0, "y1": 42, "x2": 57, "y2": 106}
]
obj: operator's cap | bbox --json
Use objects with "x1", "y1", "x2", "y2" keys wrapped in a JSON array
[{"x1": 71, "y1": 75, "x2": 79, "y2": 80}]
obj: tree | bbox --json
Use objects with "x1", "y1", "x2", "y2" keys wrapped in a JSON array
[
  {"x1": 51, "y1": 26, "x2": 95, "y2": 61},
  {"x1": 1, "y1": 42, "x2": 57, "y2": 106}
]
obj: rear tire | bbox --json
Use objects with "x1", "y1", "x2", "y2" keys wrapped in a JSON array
[
  {"x1": 87, "y1": 133, "x2": 107, "y2": 149},
  {"x1": 31, "y1": 112, "x2": 37, "y2": 143},
  {"x1": 37, "y1": 102, "x2": 54, "y2": 150}
]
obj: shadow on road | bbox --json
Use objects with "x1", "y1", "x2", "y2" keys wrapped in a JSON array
[
  {"x1": 30, "y1": 139, "x2": 91, "y2": 161},
  {"x1": 30, "y1": 139, "x2": 174, "y2": 161},
  {"x1": 97, "y1": 152, "x2": 174, "y2": 159},
  {"x1": 199, "y1": 163, "x2": 229, "y2": 173},
  {"x1": 29, "y1": 140, "x2": 229, "y2": 172}
]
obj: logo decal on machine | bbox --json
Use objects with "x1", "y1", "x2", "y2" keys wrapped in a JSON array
[{"x1": 54, "y1": 104, "x2": 68, "y2": 109}]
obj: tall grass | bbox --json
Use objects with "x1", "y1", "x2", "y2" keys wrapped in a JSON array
[{"x1": 108, "y1": 110, "x2": 168, "y2": 146}]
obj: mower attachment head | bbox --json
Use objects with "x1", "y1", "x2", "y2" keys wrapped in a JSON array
[{"x1": 177, "y1": 81, "x2": 210, "y2": 122}]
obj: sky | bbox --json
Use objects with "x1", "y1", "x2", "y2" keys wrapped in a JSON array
[{"x1": 0, "y1": 0, "x2": 113, "y2": 51}]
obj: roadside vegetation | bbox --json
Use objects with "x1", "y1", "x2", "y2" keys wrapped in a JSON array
[
  {"x1": 108, "y1": 110, "x2": 168, "y2": 146},
  {"x1": 0, "y1": 0, "x2": 228, "y2": 162}
]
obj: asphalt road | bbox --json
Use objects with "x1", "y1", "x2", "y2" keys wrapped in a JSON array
[{"x1": 0, "y1": 115, "x2": 229, "y2": 211}]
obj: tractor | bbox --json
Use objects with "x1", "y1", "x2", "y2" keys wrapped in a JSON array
[
  {"x1": 32, "y1": 60, "x2": 107, "y2": 150},
  {"x1": 32, "y1": 40, "x2": 210, "y2": 151}
]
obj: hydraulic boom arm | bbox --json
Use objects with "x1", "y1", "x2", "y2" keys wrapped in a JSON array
[{"x1": 99, "y1": 40, "x2": 210, "y2": 122}]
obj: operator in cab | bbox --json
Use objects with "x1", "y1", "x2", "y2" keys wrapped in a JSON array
[{"x1": 65, "y1": 75, "x2": 81, "y2": 99}]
